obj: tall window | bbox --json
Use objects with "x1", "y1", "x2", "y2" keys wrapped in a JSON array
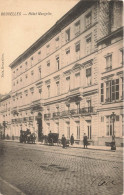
[
  {"x1": 56, "y1": 81, "x2": 60, "y2": 96},
  {"x1": 67, "y1": 122, "x2": 70, "y2": 139},
  {"x1": 47, "y1": 60, "x2": 50, "y2": 67},
  {"x1": 46, "y1": 44, "x2": 50, "y2": 55},
  {"x1": 101, "y1": 83, "x2": 104, "y2": 102},
  {"x1": 106, "y1": 116, "x2": 113, "y2": 136},
  {"x1": 75, "y1": 72, "x2": 80, "y2": 88},
  {"x1": 31, "y1": 57, "x2": 33, "y2": 66},
  {"x1": 66, "y1": 76, "x2": 70, "y2": 92},
  {"x1": 55, "y1": 37, "x2": 59, "y2": 49},
  {"x1": 120, "y1": 48, "x2": 124, "y2": 65},
  {"x1": 86, "y1": 36, "x2": 92, "y2": 55},
  {"x1": 65, "y1": 29, "x2": 70, "y2": 42},
  {"x1": 75, "y1": 21, "x2": 80, "y2": 36},
  {"x1": 75, "y1": 42, "x2": 80, "y2": 60},
  {"x1": 38, "y1": 51, "x2": 41, "y2": 61},
  {"x1": 122, "y1": 77, "x2": 124, "y2": 99},
  {"x1": 105, "y1": 55, "x2": 112, "y2": 71},
  {"x1": 76, "y1": 122, "x2": 80, "y2": 139},
  {"x1": 38, "y1": 66, "x2": 41, "y2": 79},
  {"x1": 85, "y1": 12, "x2": 92, "y2": 29},
  {"x1": 65, "y1": 48, "x2": 70, "y2": 65},
  {"x1": 106, "y1": 79, "x2": 119, "y2": 102},
  {"x1": 86, "y1": 67, "x2": 92, "y2": 86},
  {"x1": 122, "y1": 115, "x2": 124, "y2": 136},
  {"x1": 47, "y1": 85, "x2": 50, "y2": 98},
  {"x1": 56, "y1": 56, "x2": 60, "y2": 70}
]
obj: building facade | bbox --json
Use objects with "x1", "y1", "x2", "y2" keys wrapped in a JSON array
[{"x1": 0, "y1": 0, "x2": 123, "y2": 146}]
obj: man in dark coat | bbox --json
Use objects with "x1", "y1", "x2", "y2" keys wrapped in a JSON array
[
  {"x1": 83, "y1": 133, "x2": 88, "y2": 148},
  {"x1": 61, "y1": 134, "x2": 66, "y2": 148},
  {"x1": 70, "y1": 134, "x2": 74, "y2": 145}
]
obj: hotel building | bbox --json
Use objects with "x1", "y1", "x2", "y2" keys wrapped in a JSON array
[{"x1": 0, "y1": 0, "x2": 123, "y2": 146}]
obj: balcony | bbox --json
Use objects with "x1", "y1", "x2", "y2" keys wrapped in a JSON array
[
  {"x1": 53, "y1": 112, "x2": 60, "y2": 118},
  {"x1": 80, "y1": 107, "x2": 93, "y2": 114},
  {"x1": 70, "y1": 109, "x2": 80, "y2": 115},
  {"x1": 61, "y1": 110, "x2": 70, "y2": 117},
  {"x1": 44, "y1": 113, "x2": 51, "y2": 120}
]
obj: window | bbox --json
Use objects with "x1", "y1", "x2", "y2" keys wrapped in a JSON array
[
  {"x1": 47, "y1": 60, "x2": 50, "y2": 67},
  {"x1": 13, "y1": 82, "x2": 15, "y2": 86},
  {"x1": 17, "y1": 80, "x2": 18, "y2": 84},
  {"x1": 66, "y1": 76, "x2": 70, "y2": 92},
  {"x1": 31, "y1": 57, "x2": 33, "y2": 66},
  {"x1": 106, "y1": 79, "x2": 119, "y2": 102},
  {"x1": 75, "y1": 42, "x2": 80, "y2": 60},
  {"x1": 106, "y1": 116, "x2": 113, "y2": 136},
  {"x1": 38, "y1": 51, "x2": 41, "y2": 61},
  {"x1": 75, "y1": 72, "x2": 80, "y2": 88},
  {"x1": 55, "y1": 37, "x2": 59, "y2": 49},
  {"x1": 38, "y1": 66, "x2": 41, "y2": 79},
  {"x1": 47, "y1": 85, "x2": 50, "y2": 98},
  {"x1": 25, "y1": 74, "x2": 28, "y2": 79},
  {"x1": 122, "y1": 77, "x2": 124, "y2": 99},
  {"x1": 86, "y1": 36, "x2": 92, "y2": 55},
  {"x1": 101, "y1": 83, "x2": 104, "y2": 102},
  {"x1": 20, "y1": 65, "x2": 22, "y2": 69},
  {"x1": 46, "y1": 44, "x2": 50, "y2": 55},
  {"x1": 122, "y1": 115, "x2": 124, "y2": 136},
  {"x1": 86, "y1": 67, "x2": 92, "y2": 86},
  {"x1": 101, "y1": 116, "x2": 104, "y2": 122},
  {"x1": 65, "y1": 29, "x2": 70, "y2": 42},
  {"x1": 66, "y1": 122, "x2": 70, "y2": 139},
  {"x1": 75, "y1": 21, "x2": 80, "y2": 36},
  {"x1": 105, "y1": 55, "x2": 112, "y2": 71},
  {"x1": 56, "y1": 56, "x2": 60, "y2": 70},
  {"x1": 120, "y1": 48, "x2": 124, "y2": 65},
  {"x1": 76, "y1": 122, "x2": 80, "y2": 139},
  {"x1": 31, "y1": 70, "x2": 34, "y2": 76},
  {"x1": 20, "y1": 78, "x2": 22, "y2": 82},
  {"x1": 65, "y1": 48, "x2": 70, "y2": 64},
  {"x1": 85, "y1": 12, "x2": 92, "y2": 29},
  {"x1": 56, "y1": 81, "x2": 60, "y2": 96},
  {"x1": 25, "y1": 61, "x2": 28, "y2": 70}
]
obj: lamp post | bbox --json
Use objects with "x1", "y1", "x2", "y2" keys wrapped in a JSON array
[{"x1": 110, "y1": 112, "x2": 116, "y2": 151}]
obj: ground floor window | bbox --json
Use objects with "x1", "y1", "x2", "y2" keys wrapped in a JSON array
[
  {"x1": 76, "y1": 121, "x2": 80, "y2": 139},
  {"x1": 106, "y1": 116, "x2": 113, "y2": 136},
  {"x1": 87, "y1": 124, "x2": 91, "y2": 139},
  {"x1": 66, "y1": 122, "x2": 70, "y2": 139}
]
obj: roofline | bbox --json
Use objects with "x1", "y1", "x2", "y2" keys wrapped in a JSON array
[{"x1": 9, "y1": 0, "x2": 97, "y2": 69}]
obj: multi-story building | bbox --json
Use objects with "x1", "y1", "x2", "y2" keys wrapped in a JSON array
[
  {"x1": 0, "y1": 92, "x2": 11, "y2": 138},
  {"x1": 0, "y1": 0, "x2": 123, "y2": 146}
]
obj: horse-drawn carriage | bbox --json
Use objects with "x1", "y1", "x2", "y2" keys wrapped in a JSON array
[{"x1": 20, "y1": 129, "x2": 36, "y2": 144}]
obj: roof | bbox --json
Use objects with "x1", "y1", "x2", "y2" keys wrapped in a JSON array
[{"x1": 9, "y1": 0, "x2": 96, "y2": 69}]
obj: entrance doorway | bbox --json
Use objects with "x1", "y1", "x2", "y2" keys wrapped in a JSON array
[
  {"x1": 37, "y1": 112, "x2": 42, "y2": 141},
  {"x1": 87, "y1": 122, "x2": 91, "y2": 139}
]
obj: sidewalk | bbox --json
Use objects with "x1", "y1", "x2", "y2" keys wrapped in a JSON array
[{"x1": 3, "y1": 139, "x2": 123, "y2": 152}]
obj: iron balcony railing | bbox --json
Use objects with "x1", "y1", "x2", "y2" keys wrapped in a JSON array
[{"x1": 80, "y1": 107, "x2": 93, "y2": 114}]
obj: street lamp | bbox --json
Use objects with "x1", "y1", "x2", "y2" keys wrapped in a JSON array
[{"x1": 110, "y1": 112, "x2": 116, "y2": 151}]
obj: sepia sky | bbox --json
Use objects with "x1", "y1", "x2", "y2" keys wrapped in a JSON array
[{"x1": 0, "y1": 0, "x2": 79, "y2": 95}]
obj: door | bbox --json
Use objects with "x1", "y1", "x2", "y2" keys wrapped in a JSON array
[{"x1": 87, "y1": 123, "x2": 91, "y2": 139}]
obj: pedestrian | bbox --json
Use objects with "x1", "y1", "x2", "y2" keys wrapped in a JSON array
[
  {"x1": 61, "y1": 134, "x2": 66, "y2": 148},
  {"x1": 70, "y1": 134, "x2": 74, "y2": 145},
  {"x1": 83, "y1": 133, "x2": 88, "y2": 148}
]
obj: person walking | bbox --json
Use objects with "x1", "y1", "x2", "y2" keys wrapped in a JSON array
[
  {"x1": 70, "y1": 134, "x2": 74, "y2": 145},
  {"x1": 83, "y1": 133, "x2": 88, "y2": 148},
  {"x1": 61, "y1": 134, "x2": 66, "y2": 148}
]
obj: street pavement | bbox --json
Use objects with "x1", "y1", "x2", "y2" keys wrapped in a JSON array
[{"x1": 0, "y1": 141, "x2": 123, "y2": 195}]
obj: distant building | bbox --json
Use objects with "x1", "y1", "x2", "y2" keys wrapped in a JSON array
[
  {"x1": 0, "y1": 0, "x2": 123, "y2": 146},
  {"x1": 0, "y1": 92, "x2": 11, "y2": 139}
]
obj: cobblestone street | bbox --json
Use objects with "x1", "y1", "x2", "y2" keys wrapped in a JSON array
[{"x1": 0, "y1": 141, "x2": 123, "y2": 195}]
